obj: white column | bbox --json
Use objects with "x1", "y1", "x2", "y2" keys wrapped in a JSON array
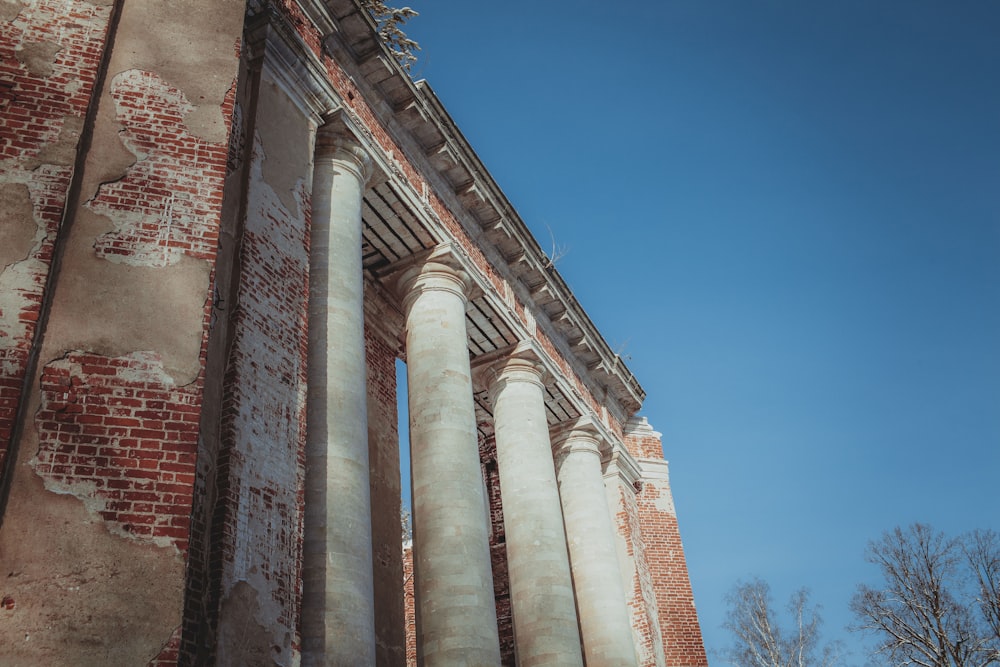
[
  {"x1": 303, "y1": 122, "x2": 375, "y2": 665},
  {"x1": 553, "y1": 425, "x2": 639, "y2": 667},
  {"x1": 483, "y1": 345, "x2": 584, "y2": 667},
  {"x1": 399, "y1": 259, "x2": 502, "y2": 667}
]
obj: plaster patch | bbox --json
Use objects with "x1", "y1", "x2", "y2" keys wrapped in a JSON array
[
  {"x1": 0, "y1": 439, "x2": 184, "y2": 664},
  {"x1": 0, "y1": 257, "x2": 47, "y2": 376},
  {"x1": 0, "y1": 0, "x2": 23, "y2": 21},
  {"x1": 44, "y1": 210, "x2": 210, "y2": 384},
  {"x1": 15, "y1": 40, "x2": 62, "y2": 77},
  {"x1": 647, "y1": 482, "x2": 676, "y2": 515},
  {"x1": 0, "y1": 183, "x2": 36, "y2": 269},
  {"x1": 257, "y1": 73, "x2": 312, "y2": 217}
]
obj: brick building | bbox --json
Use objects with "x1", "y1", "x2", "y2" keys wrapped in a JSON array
[{"x1": 0, "y1": 1, "x2": 707, "y2": 665}]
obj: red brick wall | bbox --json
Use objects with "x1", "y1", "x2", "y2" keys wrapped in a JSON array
[
  {"x1": 33, "y1": 351, "x2": 200, "y2": 550},
  {"x1": 0, "y1": 0, "x2": 114, "y2": 473},
  {"x1": 403, "y1": 543, "x2": 416, "y2": 666},
  {"x1": 366, "y1": 314, "x2": 406, "y2": 665},
  {"x1": 479, "y1": 433, "x2": 516, "y2": 666},
  {"x1": 610, "y1": 475, "x2": 666, "y2": 667},
  {"x1": 636, "y1": 473, "x2": 707, "y2": 667},
  {"x1": 622, "y1": 417, "x2": 709, "y2": 667}
]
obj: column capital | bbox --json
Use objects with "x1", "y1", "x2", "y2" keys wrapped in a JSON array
[
  {"x1": 397, "y1": 261, "x2": 470, "y2": 315},
  {"x1": 549, "y1": 416, "x2": 605, "y2": 459},
  {"x1": 315, "y1": 119, "x2": 374, "y2": 184},
  {"x1": 385, "y1": 245, "x2": 475, "y2": 315},
  {"x1": 472, "y1": 340, "x2": 547, "y2": 395}
]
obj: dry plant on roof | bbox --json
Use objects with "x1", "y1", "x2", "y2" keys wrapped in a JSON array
[{"x1": 361, "y1": 0, "x2": 421, "y2": 72}]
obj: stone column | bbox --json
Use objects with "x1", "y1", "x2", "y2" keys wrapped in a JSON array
[
  {"x1": 552, "y1": 425, "x2": 639, "y2": 667},
  {"x1": 399, "y1": 258, "x2": 502, "y2": 667},
  {"x1": 303, "y1": 122, "x2": 375, "y2": 665},
  {"x1": 482, "y1": 345, "x2": 584, "y2": 667}
]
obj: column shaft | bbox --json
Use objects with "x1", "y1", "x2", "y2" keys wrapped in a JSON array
[
  {"x1": 488, "y1": 355, "x2": 584, "y2": 667},
  {"x1": 303, "y1": 125, "x2": 375, "y2": 665},
  {"x1": 554, "y1": 433, "x2": 638, "y2": 666},
  {"x1": 402, "y1": 262, "x2": 502, "y2": 667}
]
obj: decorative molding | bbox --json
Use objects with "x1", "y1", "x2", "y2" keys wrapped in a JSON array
[
  {"x1": 471, "y1": 341, "x2": 548, "y2": 397},
  {"x1": 624, "y1": 415, "x2": 663, "y2": 441},
  {"x1": 244, "y1": 6, "x2": 340, "y2": 122},
  {"x1": 602, "y1": 445, "x2": 644, "y2": 491},
  {"x1": 315, "y1": 115, "x2": 375, "y2": 183}
]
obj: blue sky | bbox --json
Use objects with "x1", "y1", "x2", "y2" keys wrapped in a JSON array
[{"x1": 398, "y1": 2, "x2": 1000, "y2": 660}]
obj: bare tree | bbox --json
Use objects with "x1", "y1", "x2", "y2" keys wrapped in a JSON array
[
  {"x1": 966, "y1": 530, "x2": 1000, "y2": 652},
  {"x1": 850, "y1": 524, "x2": 1000, "y2": 667},
  {"x1": 721, "y1": 578, "x2": 843, "y2": 667}
]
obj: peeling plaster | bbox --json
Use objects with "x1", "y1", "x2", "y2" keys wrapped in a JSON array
[
  {"x1": 0, "y1": 419, "x2": 184, "y2": 663},
  {"x1": 31, "y1": 350, "x2": 192, "y2": 551},
  {"x1": 110, "y1": 0, "x2": 244, "y2": 144},
  {"x1": 22, "y1": 115, "x2": 84, "y2": 170},
  {"x1": 218, "y1": 130, "x2": 309, "y2": 663},
  {"x1": 84, "y1": 69, "x2": 225, "y2": 268},
  {"x1": 650, "y1": 483, "x2": 676, "y2": 515}
]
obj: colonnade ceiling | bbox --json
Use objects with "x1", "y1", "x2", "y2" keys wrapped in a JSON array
[{"x1": 361, "y1": 180, "x2": 581, "y2": 435}]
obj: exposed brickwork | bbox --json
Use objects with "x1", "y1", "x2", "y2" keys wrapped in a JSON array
[
  {"x1": 87, "y1": 69, "x2": 229, "y2": 266},
  {"x1": 479, "y1": 433, "x2": 516, "y2": 666},
  {"x1": 626, "y1": 428, "x2": 666, "y2": 460},
  {"x1": 403, "y1": 543, "x2": 416, "y2": 666},
  {"x1": 612, "y1": 477, "x2": 667, "y2": 667},
  {"x1": 179, "y1": 81, "x2": 251, "y2": 666},
  {"x1": 0, "y1": 0, "x2": 113, "y2": 472},
  {"x1": 366, "y1": 314, "x2": 406, "y2": 665},
  {"x1": 32, "y1": 351, "x2": 200, "y2": 551},
  {"x1": 637, "y1": 475, "x2": 708, "y2": 667},
  {"x1": 149, "y1": 626, "x2": 182, "y2": 666},
  {"x1": 211, "y1": 132, "x2": 310, "y2": 663}
]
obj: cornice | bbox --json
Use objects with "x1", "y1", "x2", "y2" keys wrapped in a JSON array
[
  {"x1": 623, "y1": 415, "x2": 663, "y2": 441},
  {"x1": 244, "y1": 5, "x2": 339, "y2": 122},
  {"x1": 602, "y1": 445, "x2": 644, "y2": 491}
]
